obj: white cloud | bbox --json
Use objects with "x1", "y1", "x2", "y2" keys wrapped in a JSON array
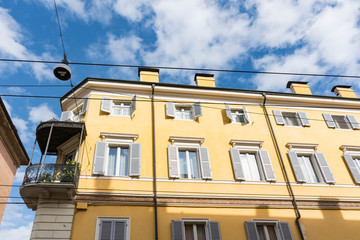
[
  {"x1": 0, "y1": 203, "x2": 34, "y2": 240},
  {"x1": 0, "y1": 7, "x2": 53, "y2": 81},
  {"x1": 12, "y1": 118, "x2": 31, "y2": 143},
  {"x1": 13, "y1": 167, "x2": 26, "y2": 184},
  {"x1": 36, "y1": 0, "x2": 88, "y2": 21},
  {"x1": 113, "y1": 0, "x2": 151, "y2": 22},
  {"x1": 144, "y1": 0, "x2": 250, "y2": 76},
  {"x1": 29, "y1": 103, "x2": 58, "y2": 124},
  {"x1": 250, "y1": 0, "x2": 360, "y2": 92}
]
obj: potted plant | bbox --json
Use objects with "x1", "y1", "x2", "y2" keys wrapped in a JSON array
[
  {"x1": 58, "y1": 160, "x2": 81, "y2": 182},
  {"x1": 39, "y1": 172, "x2": 52, "y2": 182}
]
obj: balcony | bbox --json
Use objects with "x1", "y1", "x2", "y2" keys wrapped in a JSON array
[
  {"x1": 20, "y1": 163, "x2": 80, "y2": 210},
  {"x1": 20, "y1": 120, "x2": 86, "y2": 210}
]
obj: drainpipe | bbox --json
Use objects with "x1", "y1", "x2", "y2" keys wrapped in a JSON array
[
  {"x1": 261, "y1": 93, "x2": 305, "y2": 240},
  {"x1": 151, "y1": 84, "x2": 159, "y2": 240}
]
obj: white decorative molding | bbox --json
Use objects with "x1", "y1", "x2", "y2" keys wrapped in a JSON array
[
  {"x1": 286, "y1": 142, "x2": 318, "y2": 151},
  {"x1": 340, "y1": 145, "x2": 360, "y2": 153},
  {"x1": 169, "y1": 136, "x2": 205, "y2": 146},
  {"x1": 230, "y1": 140, "x2": 263, "y2": 149},
  {"x1": 100, "y1": 132, "x2": 138, "y2": 142}
]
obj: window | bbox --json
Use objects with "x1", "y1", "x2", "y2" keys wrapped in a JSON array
[
  {"x1": 341, "y1": 145, "x2": 360, "y2": 184},
  {"x1": 93, "y1": 133, "x2": 141, "y2": 177},
  {"x1": 64, "y1": 151, "x2": 76, "y2": 163},
  {"x1": 287, "y1": 143, "x2": 335, "y2": 184},
  {"x1": 245, "y1": 221, "x2": 293, "y2": 240},
  {"x1": 323, "y1": 113, "x2": 360, "y2": 130},
  {"x1": 176, "y1": 106, "x2": 192, "y2": 120},
  {"x1": 101, "y1": 96, "x2": 136, "y2": 117},
  {"x1": 60, "y1": 98, "x2": 88, "y2": 122},
  {"x1": 179, "y1": 150, "x2": 200, "y2": 179},
  {"x1": 107, "y1": 146, "x2": 129, "y2": 176},
  {"x1": 112, "y1": 102, "x2": 131, "y2": 116},
  {"x1": 166, "y1": 102, "x2": 202, "y2": 120},
  {"x1": 185, "y1": 222, "x2": 206, "y2": 240},
  {"x1": 225, "y1": 104, "x2": 250, "y2": 124},
  {"x1": 273, "y1": 110, "x2": 310, "y2": 127},
  {"x1": 171, "y1": 219, "x2": 221, "y2": 240},
  {"x1": 168, "y1": 137, "x2": 212, "y2": 180},
  {"x1": 96, "y1": 218, "x2": 130, "y2": 240},
  {"x1": 230, "y1": 140, "x2": 276, "y2": 182}
]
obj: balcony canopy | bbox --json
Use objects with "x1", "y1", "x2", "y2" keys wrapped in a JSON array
[{"x1": 36, "y1": 120, "x2": 86, "y2": 155}]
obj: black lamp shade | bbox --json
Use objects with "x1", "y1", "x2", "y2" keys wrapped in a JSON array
[{"x1": 54, "y1": 63, "x2": 71, "y2": 81}]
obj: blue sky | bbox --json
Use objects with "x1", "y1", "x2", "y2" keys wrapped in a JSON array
[{"x1": 1, "y1": 0, "x2": 360, "y2": 238}]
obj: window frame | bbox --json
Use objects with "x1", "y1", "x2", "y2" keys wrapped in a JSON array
[
  {"x1": 340, "y1": 145, "x2": 360, "y2": 184},
  {"x1": 95, "y1": 217, "x2": 130, "y2": 240},
  {"x1": 238, "y1": 150, "x2": 265, "y2": 181},
  {"x1": 168, "y1": 137, "x2": 212, "y2": 180},
  {"x1": 281, "y1": 111, "x2": 302, "y2": 127},
  {"x1": 287, "y1": 143, "x2": 335, "y2": 184},
  {"x1": 230, "y1": 140, "x2": 276, "y2": 182},
  {"x1": 295, "y1": 152, "x2": 323, "y2": 183},
  {"x1": 178, "y1": 147, "x2": 201, "y2": 179},
  {"x1": 332, "y1": 114, "x2": 352, "y2": 130},
  {"x1": 225, "y1": 104, "x2": 251, "y2": 124},
  {"x1": 105, "y1": 144, "x2": 130, "y2": 177},
  {"x1": 248, "y1": 220, "x2": 282, "y2": 240},
  {"x1": 273, "y1": 110, "x2": 310, "y2": 127},
  {"x1": 111, "y1": 101, "x2": 131, "y2": 117},
  {"x1": 180, "y1": 218, "x2": 211, "y2": 240},
  {"x1": 175, "y1": 104, "x2": 193, "y2": 120},
  {"x1": 230, "y1": 108, "x2": 247, "y2": 124}
]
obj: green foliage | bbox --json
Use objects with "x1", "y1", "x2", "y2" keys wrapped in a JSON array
[
  {"x1": 58, "y1": 160, "x2": 81, "y2": 182},
  {"x1": 39, "y1": 172, "x2": 53, "y2": 182}
]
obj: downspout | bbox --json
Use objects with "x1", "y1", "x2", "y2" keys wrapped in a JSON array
[
  {"x1": 151, "y1": 84, "x2": 159, "y2": 240},
  {"x1": 261, "y1": 93, "x2": 305, "y2": 240}
]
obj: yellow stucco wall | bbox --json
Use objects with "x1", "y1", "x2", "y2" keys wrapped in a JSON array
[{"x1": 64, "y1": 82, "x2": 360, "y2": 239}]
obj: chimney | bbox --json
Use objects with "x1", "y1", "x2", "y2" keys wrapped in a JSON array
[
  {"x1": 331, "y1": 85, "x2": 357, "y2": 98},
  {"x1": 286, "y1": 81, "x2": 312, "y2": 95},
  {"x1": 194, "y1": 73, "x2": 216, "y2": 87},
  {"x1": 138, "y1": 68, "x2": 159, "y2": 83}
]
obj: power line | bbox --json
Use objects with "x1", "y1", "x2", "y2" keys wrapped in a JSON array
[{"x1": 1, "y1": 58, "x2": 360, "y2": 79}]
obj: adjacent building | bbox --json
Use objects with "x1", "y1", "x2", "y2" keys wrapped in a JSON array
[
  {"x1": 21, "y1": 69, "x2": 360, "y2": 239},
  {"x1": 0, "y1": 97, "x2": 29, "y2": 222}
]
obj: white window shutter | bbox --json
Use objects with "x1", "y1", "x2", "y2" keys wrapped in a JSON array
[
  {"x1": 166, "y1": 102, "x2": 176, "y2": 118},
  {"x1": 230, "y1": 148, "x2": 245, "y2": 181},
  {"x1": 273, "y1": 110, "x2": 284, "y2": 125},
  {"x1": 323, "y1": 113, "x2": 335, "y2": 128},
  {"x1": 171, "y1": 220, "x2": 184, "y2": 240},
  {"x1": 192, "y1": 102, "x2": 202, "y2": 119},
  {"x1": 129, "y1": 143, "x2": 141, "y2": 176},
  {"x1": 315, "y1": 152, "x2": 335, "y2": 184},
  {"x1": 288, "y1": 151, "x2": 306, "y2": 183},
  {"x1": 244, "y1": 222, "x2": 260, "y2": 240},
  {"x1": 242, "y1": 105, "x2": 251, "y2": 124},
  {"x1": 224, "y1": 104, "x2": 232, "y2": 122},
  {"x1": 199, "y1": 147, "x2": 212, "y2": 179},
  {"x1": 60, "y1": 111, "x2": 72, "y2": 121},
  {"x1": 259, "y1": 150, "x2": 276, "y2": 182},
  {"x1": 80, "y1": 98, "x2": 89, "y2": 115},
  {"x1": 346, "y1": 115, "x2": 360, "y2": 129},
  {"x1": 101, "y1": 96, "x2": 111, "y2": 113},
  {"x1": 343, "y1": 153, "x2": 360, "y2": 184},
  {"x1": 278, "y1": 222, "x2": 294, "y2": 240},
  {"x1": 99, "y1": 220, "x2": 112, "y2": 240},
  {"x1": 130, "y1": 95, "x2": 136, "y2": 116},
  {"x1": 114, "y1": 221, "x2": 127, "y2": 240},
  {"x1": 93, "y1": 141, "x2": 106, "y2": 175},
  {"x1": 298, "y1": 111, "x2": 310, "y2": 126},
  {"x1": 168, "y1": 145, "x2": 180, "y2": 178},
  {"x1": 208, "y1": 221, "x2": 221, "y2": 240}
]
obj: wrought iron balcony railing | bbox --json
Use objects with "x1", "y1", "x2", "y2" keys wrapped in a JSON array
[{"x1": 23, "y1": 163, "x2": 79, "y2": 186}]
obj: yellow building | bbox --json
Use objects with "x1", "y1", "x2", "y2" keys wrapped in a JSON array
[{"x1": 21, "y1": 69, "x2": 360, "y2": 240}]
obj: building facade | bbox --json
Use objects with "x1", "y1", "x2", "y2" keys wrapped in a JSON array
[
  {"x1": 0, "y1": 97, "x2": 29, "y2": 223},
  {"x1": 21, "y1": 69, "x2": 360, "y2": 240}
]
